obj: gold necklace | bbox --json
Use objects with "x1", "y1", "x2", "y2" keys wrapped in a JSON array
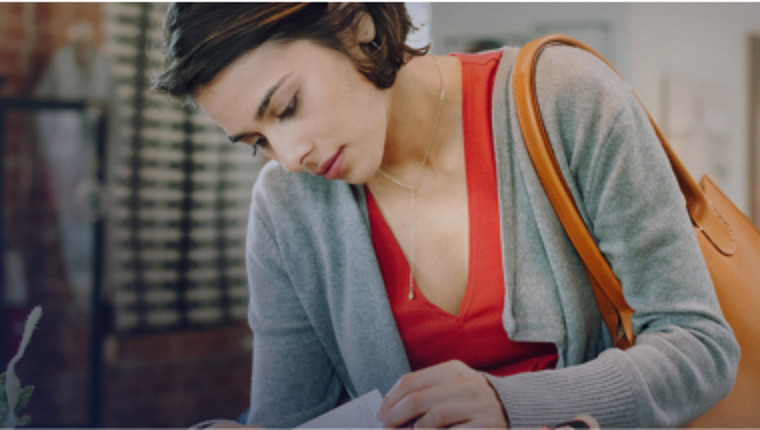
[{"x1": 377, "y1": 55, "x2": 445, "y2": 300}]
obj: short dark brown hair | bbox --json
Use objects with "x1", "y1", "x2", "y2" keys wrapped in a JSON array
[{"x1": 153, "y1": 3, "x2": 428, "y2": 100}]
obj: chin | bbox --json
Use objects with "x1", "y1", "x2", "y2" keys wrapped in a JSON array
[
  {"x1": 340, "y1": 160, "x2": 375, "y2": 185},
  {"x1": 339, "y1": 174, "x2": 365, "y2": 186}
]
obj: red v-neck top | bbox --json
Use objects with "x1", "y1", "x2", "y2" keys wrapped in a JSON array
[{"x1": 366, "y1": 51, "x2": 557, "y2": 377}]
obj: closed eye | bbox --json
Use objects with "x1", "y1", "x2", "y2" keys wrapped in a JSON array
[{"x1": 278, "y1": 92, "x2": 298, "y2": 120}]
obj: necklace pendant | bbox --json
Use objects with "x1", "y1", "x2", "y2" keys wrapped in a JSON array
[{"x1": 408, "y1": 288, "x2": 415, "y2": 300}]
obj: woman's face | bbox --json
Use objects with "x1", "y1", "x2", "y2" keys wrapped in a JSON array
[{"x1": 196, "y1": 39, "x2": 390, "y2": 184}]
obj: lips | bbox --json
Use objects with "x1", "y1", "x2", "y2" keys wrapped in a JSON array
[{"x1": 319, "y1": 147, "x2": 345, "y2": 180}]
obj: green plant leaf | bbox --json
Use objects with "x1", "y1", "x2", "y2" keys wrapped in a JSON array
[
  {"x1": 3, "y1": 306, "x2": 42, "y2": 428},
  {"x1": 15, "y1": 386, "x2": 33, "y2": 414},
  {"x1": 1, "y1": 373, "x2": 9, "y2": 426}
]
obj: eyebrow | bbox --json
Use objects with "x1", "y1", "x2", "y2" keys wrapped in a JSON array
[{"x1": 227, "y1": 74, "x2": 290, "y2": 143}]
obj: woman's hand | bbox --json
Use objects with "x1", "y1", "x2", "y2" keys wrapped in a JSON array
[{"x1": 377, "y1": 360, "x2": 508, "y2": 428}]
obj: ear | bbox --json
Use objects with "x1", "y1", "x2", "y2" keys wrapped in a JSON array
[{"x1": 354, "y1": 11, "x2": 376, "y2": 44}]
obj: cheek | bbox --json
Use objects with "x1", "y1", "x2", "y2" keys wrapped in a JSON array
[
  {"x1": 303, "y1": 76, "x2": 389, "y2": 154},
  {"x1": 340, "y1": 90, "x2": 388, "y2": 141},
  {"x1": 302, "y1": 99, "x2": 366, "y2": 143}
]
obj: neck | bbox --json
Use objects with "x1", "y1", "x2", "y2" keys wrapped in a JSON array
[{"x1": 377, "y1": 55, "x2": 448, "y2": 185}]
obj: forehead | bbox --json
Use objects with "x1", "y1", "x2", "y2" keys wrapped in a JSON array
[
  {"x1": 195, "y1": 40, "x2": 288, "y2": 122},
  {"x1": 196, "y1": 39, "x2": 347, "y2": 133}
]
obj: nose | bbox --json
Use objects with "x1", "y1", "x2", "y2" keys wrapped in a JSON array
[{"x1": 274, "y1": 130, "x2": 316, "y2": 173}]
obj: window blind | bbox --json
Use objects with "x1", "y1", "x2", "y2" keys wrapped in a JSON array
[{"x1": 104, "y1": 3, "x2": 261, "y2": 332}]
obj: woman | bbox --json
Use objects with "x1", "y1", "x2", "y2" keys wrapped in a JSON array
[{"x1": 154, "y1": 3, "x2": 738, "y2": 428}]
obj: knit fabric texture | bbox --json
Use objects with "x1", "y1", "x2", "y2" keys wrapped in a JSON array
[{"x1": 244, "y1": 46, "x2": 739, "y2": 428}]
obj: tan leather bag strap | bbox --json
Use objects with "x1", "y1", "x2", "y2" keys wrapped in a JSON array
[
  {"x1": 513, "y1": 34, "x2": 738, "y2": 348},
  {"x1": 512, "y1": 35, "x2": 632, "y2": 346}
]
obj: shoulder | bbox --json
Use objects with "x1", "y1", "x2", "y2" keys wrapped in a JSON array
[
  {"x1": 534, "y1": 45, "x2": 631, "y2": 114},
  {"x1": 251, "y1": 161, "x2": 362, "y2": 224},
  {"x1": 253, "y1": 161, "x2": 324, "y2": 213},
  {"x1": 492, "y1": 44, "x2": 634, "y2": 137},
  {"x1": 535, "y1": 45, "x2": 621, "y2": 83},
  {"x1": 254, "y1": 160, "x2": 322, "y2": 199},
  {"x1": 494, "y1": 44, "x2": 631, "y2": 111}
]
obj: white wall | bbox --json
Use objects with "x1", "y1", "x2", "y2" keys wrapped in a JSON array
[
  {"x1": 429, "y1": 3, "x2": 760, "y2": 213},
  {"x1": 429, "y1": 4, "x2": 630, "y2": 77},
  {"x1": 628, "y1": 3, "x2": 760, "y2": 211}
]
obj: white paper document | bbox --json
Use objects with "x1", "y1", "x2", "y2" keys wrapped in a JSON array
[{"x1": 298, "y1": 389, "x2": 383, "y2": 428}]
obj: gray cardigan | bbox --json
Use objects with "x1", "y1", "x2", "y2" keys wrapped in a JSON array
[{"x1": 244, "y1": 46, "x2": 739, "y2": 428}]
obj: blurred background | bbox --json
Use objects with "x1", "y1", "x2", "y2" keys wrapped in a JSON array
[{"x1": 0, "y1": 3, "x2": 758, "y2": 427}]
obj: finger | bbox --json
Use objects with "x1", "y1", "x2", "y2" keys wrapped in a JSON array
[
  {"x1": 381, "y1": 382, "x2": 451, "y2": 427},
  {"x1": 414, "y1": 381, "x2": 503, "y2": 429},
  {"x1": 379, "y1": 361, "x2": 470, "y2": 425},
  {"x1": 412, "y1": 394, "x2": 471, "y2": 428},
  {"x1": 379, "y1": 368, "x2": 440, "y2": 420}
]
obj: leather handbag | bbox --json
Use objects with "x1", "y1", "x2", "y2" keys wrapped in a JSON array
[{"x1": 513, "y1": 34, "x2": 760, "y2": 427}]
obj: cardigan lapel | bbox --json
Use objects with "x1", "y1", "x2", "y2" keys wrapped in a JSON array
[
  {"x1": 321, "y1": 184, "x2": 411, "y2": 397},
  {"x1": 491, "y1": 48, "x2": 568, "y2": 356}
]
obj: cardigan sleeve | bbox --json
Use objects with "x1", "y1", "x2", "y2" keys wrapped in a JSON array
[
  {"x1": 486, "y1": 46, "x2": 739, "y2": 427},
  {"x1": 244, "y1": 169, "x2": 344, "y2": 427}
]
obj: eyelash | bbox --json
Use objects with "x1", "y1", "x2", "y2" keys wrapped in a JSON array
[
  {"x1": 249, "y1": 93, "x2": 298, "y2": 157},
  {"x1": 251, "y1": 137, "x2": 265, "y2": 157},
  {"x1": 278, "y1": 93, "x2": 298, "y2": 120}
]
